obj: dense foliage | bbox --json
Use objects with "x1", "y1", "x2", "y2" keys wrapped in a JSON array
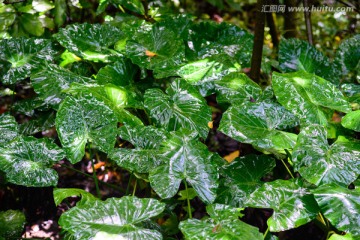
[{"x1": 0, "y1": 0, "x2": 359, "y2": 239}]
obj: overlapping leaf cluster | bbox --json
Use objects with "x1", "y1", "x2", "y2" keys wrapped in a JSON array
[{"x1": 0, "y1": 11, "x2": 359, "y2": 240}]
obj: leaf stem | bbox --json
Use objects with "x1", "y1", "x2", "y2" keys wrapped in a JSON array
[
  {"x1": 132, "y1": 178, "x2": 137, "y2": 196},
  {"x1": 126, "y1": 174, "x2": 134, "y2": 195},
  {"x1": 89, "y1": 146, "x2": 101, "y2": 198},
  {"x1": 184, "y1": 180, "x2": 192, "y2": 218},
  {"x1": 264, "y1": 227, "x2": 269, "y2": 238},
  {"x1": 280, "y1": 158, "x2": 295, "y2": 179},
  {"x1": 59, "y1": 163, "x2": 125, "y2": 193}
]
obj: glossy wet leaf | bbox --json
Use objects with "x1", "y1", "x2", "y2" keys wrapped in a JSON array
[
  {"x1": 179, "y1": 204, "x2": 263, "y2": 240},
  {"x1": 56, "y1": 94, "x2": 118, "y2": 164},
  {"x1": 186, "y1": 21, "x2": 253, "y2": 68},
  {"x1": 54, "y1": 23, "x2": 124, "y2": 62},
  {"x1": 0, "y1": 210, "x2": 26, "y2": 240},
  {"x1": 342, "y1": 110, "x2": 360, "y2": 132},
  {"x1": 214, "y1": 72, "x2": 262, "y2": 104},
  {"x1": 272, "y1": 71, "x2": 351, "y2": 126},
  {"x1": 19, "y1": 111, "x2": 55, "y2": 135},
  {"x1": 126, "y1": 24, "x2": 185, "y2": 74},
  {"x1": 59, "y1": 196, "x2": 165, "y2": 240},
  {"x1": 312, "y1": 184, "x2": 360, "y2": 238},
  {"x1": 0, "y1": 37, "x2": 56, "y2": 84},
  {"x1": 31, "y1": 63, "x2": 92, "y2": 106},
  {"x1": 218, "y1": 101, "x2": 298, "y2": 152},
  {"x1": 0, "y1": 114, "x2": 18, "y2": 147},
  {"x1": 109, "y1": 125, "x2": 167, "y2": 173},
  {"x1": 149, "y1": 129, "x2": 221, "y2": 204},
  {"x1": 246, "y1": 179, "x2": 319, "y2": 232},
  {"x1": 278, "y1": 38, "x2": 337, "y2": 84},
  {"x1": 216, "y1": 154, "x2": 276, "y2": 206},
  {"x1": 144, "y1": 79, "x2": 212, "y2": 139},
  {"x1": 53, "y1": 188, "x2": 97, "y2": 206},
  {"x1": 293, "y1": 125, "x2": 360, "y2": 186},
  {"x1": 65, "y1": 82, "x2": 143, "y2": 126},
  {"x1": 334, "y1": 34, "x2": 360, "y2": 76},
  {"x1": 32, "y1": 0, "x2": 55, "y2": 12},
  {"x1": 0, "y1": 136, "x2": 65, "y2": 186},
  {"x1": 96, "y1": 58, "x2": 139, "y2": 86},
  {"x1": 342, "y1": 83, "x2": 360, "y2": 105}
]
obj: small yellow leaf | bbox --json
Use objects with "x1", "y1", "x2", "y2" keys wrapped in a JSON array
[
  {"x1": 223, "y1": 150, "x2": 240, "y2": 163},
  {"x1": 208, "y1": 121, "x2": 213, "y2": 129},
  {"x1": 145, "y1": 50, "x2": 157, "y2": 57}
]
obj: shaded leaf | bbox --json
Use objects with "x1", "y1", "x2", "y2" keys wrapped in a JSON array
[
  {"x1": 126, "y1": 24, "x2": 185, "y2": 74},
  {"x1": 59, "y1": 196, "x2": 165, "y2": 240},
  {"x1": 342, "y1": 83, "x2": 360, "y2": 105},
  {"x1": 0, "y1": 114, "x2": 18, "y2": 147},
  {"x1": 19, "y1": 111, "x2": 56, "y2": 135},
  {"x1": 179, "y1": 204, "x2": 263, "y2": 240},
  {"x1": 144, "y1": 79, "x2": 212, "y2": 138},
  {"x1": 218, "y1": 101, "x2": 298, "y2": 152},
  {"x1": 56, "y1": 94, "x2": 118, "y2": 164},
  {"x1": 0, "y1": 210, "x2": 26, "y2": 240},
  {"x1": 0, "y1": 37, "x2": 56, "y2": 84},
  {"x1": 54, "y1": 23, "x2": 124, "y2": 62},
  {"x1": 246, "y1": 179, "x2": 319, "y2": 232},
  {"x1": 0, "y1": 136, "x2": 64, "y2": 186},
  {"x1": 293, "y1": 125, "x2": 360, "y2": 186},
  {"x1": 149, "y1": 129, "x2": 221, "y2": 204},
  {"x1": 31, "y1": 63, "x2": 92, "y2": 106},
  {"x1": 278, "y1": 38, "x2": 337, "y2": 84},
  {"x1": 216, "y1": 154, "x2": 276, "y2": 206},
  {"x1": 109, "y1": 125, "x2": 168, "y2": 173},
  {"x1": 334, "y1": 34, "x2": 360, "y2": 77},
  {"x1": 312, "y1": 184, "x2": 360, "y2": 238},
  {"x1": 272, "y1": 71, "x2": 351, "y2": 126}
]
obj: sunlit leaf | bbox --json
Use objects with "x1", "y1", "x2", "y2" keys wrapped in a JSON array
[
  {"x1": 53, "y1": 188, "x2": 97, "y2": 206},
  {"x1": 312, "y1": 184, "x2": 360, "y2": 238},
  {"x1": 149, "y1": 129, "x2": 221, "y2": 204},
  {"x1": 179, "y1": 204, "x2": 263, "y2": 240},
  {"x1": 293, "y1": 125, "x2": 360, "y2": 186},
  {"x1": 218, "y1": 101, "x2": 298, "y2": 152},
  {"x1": 144, "y1": 79, "x2": 212, "y2": 139},
  {"x1": 0, "y1": 136, "x2": 65, "y2": 186},
  {"x1": 0, "y1": 114, "x2": 18, "y2": 147},
  {"x1": 342, "y1": 110, "x2": 360, "y2": 132},
  {"x1": 272, "y1": 71, "x2": 351, "y2": 126},
  {"x1": 59, "y1": 196, "x2": 165, "y2": 240},
  {"x1": 56, "y1": 94, "x2": 118, "y2": 163},
  {"x1": 246, "y1": 179, "x2": 319, "y2": 232}
]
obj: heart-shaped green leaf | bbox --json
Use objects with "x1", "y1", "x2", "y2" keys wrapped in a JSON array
[
  {"x1": 272, "y1": 71, "x2": 351, "y2": 126},
  {"x1": 342, "y1": 110, "x2": 360, "y2": 132},
  {"x1": 59, "y1": 196, "x2": 165, "y2": 240},
  {"x1": 149, "y1": 129, "x2": 221, "y2": 204},
  {"x1": 144, "y1": 79, "x2": 212, "y2": 139},
  {"x1": 334, "y1": 34, "x2": 360, "y2": 77},
  {"x1": 0, "y1": 210, "x2": 26, "y2": 240},
  {"x1": 96, "y1": 58, "x2": 139, "y2": 86},
  {"x1": 53, "y1": 188, "x2": 97, "y2": 206},
  {"x1": 54, "y1": 23, "x2": 124, "y2": 62},
  {"x1": 246, "y1": 179, "x2": 319, "y2": 232},
  {"x1": 31, "y1": 63, "x2": 92, "y2": 107},
  {"x1": 293, "y1": 125, "x2": 360, "y2": 186},
  {"x1": 179, "y1": 204, "x2": 263, "y2": 240},
  {"x1": 0, "y1": 114, "x2": 18, "y2": 147},
  {"x1": 56, "y1": 94, "x2": 118, "y2": 163},
  {"x1": 218, "y1": 101, "x2": 298, "y2": 152},
  {"x1": 312, "y1": 184, "x2": 360, "y2": 238},
  {"x1": 0, "y1": 37, "x2": 56, "y2": 84},
  {"x1": 278, "y1": 38, "x2": 337, "y2": 84},
  {"x1": 109, "y1": 125, "x2": 168, "y2": 173},
  {"x1": 0, "y1": 136, "x2": 65, "y2": 186},
  {"x1": 126, "y1": 24, "x2": 185, "y2": 75},
  {"x1": 216, "y1": 154, "x2": 276, "y2": 206}
]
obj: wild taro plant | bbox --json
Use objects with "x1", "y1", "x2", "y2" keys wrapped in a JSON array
[{"x1": 0, "y1": 11, "x2": 360, "y2": 240}]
